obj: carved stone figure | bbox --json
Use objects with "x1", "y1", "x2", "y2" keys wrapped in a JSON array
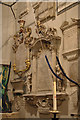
[
  {"x1": 25, "y1": 27, "x2": 32, "y2": 38},
  {"x1": 46, "y1": 28, "x2": 57, "y2": 36},
  {"x1": 17, "y1": 20, "x2": 25, "y2": 44},
  {"x1": 36, "y1": 20, "x2": 46, "y2": 36},
  {"x1": 24, "y1": 27, "x2": 33, "y2": 47},
  {"x1": 24, "y1": 73, "x2": 32, "y2": 94},
  {"x1": 12, "y1": 35, "x2": 19, "y2": 53},
  {"x1": 17, "y1": 32, "x2": 24, "y2": 44},
  {"x1": 18, "y1": 20, "x2": 25, "y2": 31},
  {"x1": 56, "y1": 65, "x2": 67, "y2": 92},
  {"x1": 36, "y1": 20, "x2": 57, "y2": 40}
]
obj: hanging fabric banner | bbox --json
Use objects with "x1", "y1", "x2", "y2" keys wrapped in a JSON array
[{"x1": 0, "y1": 63, "x2": 11, "y2": 113}]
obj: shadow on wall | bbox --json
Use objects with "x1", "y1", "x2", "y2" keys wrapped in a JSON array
[
  {"x1": 58, "y1": 96, "x2": 69, "y2": 116},
  {"x1": 69, "y1": 61, "x2": 78, "y2": 87}
]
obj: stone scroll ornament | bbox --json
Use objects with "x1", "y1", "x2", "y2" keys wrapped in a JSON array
[
  {"x1": 12, "y1": 20, "x2": 32, "y2": 76},
  {"x1": 45, "y1": 55, "x2": 80, "y2": 88}
]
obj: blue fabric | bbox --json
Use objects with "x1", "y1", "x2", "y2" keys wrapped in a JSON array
[
  {"x1": 56, "y1": 56, "x2": 80, "y2": 87},
  {"x1": 45, "y1": 55, "x2": 63, "y2": 81}
]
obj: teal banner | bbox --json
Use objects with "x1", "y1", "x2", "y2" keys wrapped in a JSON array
[{"x1": 0, "y1": 64, "x2": 10, "y2": 113}]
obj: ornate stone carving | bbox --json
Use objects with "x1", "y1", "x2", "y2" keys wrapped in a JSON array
[
  {"x1": 12, "y1": 19, "x2": 62, "y2": 115},
  {"x1": 36, "y1": 97, "x2": 52, "y2": 114},
  {"x1": 13, "y1": 59, "x2": 30, "y2": 77},
  {"x1": 28, "y1": 20, "x2": 60, "y2": 60},
  {"x1": 15, "y1": 96, "x2": 21, "y2": 111},
  {"x1": 12, "y1": 20, "x2": 32, "y2": 76},
  {"x1": 27, "y1": 21, "x2": 61, "y2": 95},
  {"x1": 14, "y1": 96, "x2": 25, "y2": 111},
  {"x1": 36, "y1": 20, "x2": 57, "y2": 38},
  {"x1": 24, "y1": 72, "x2": 32, "y2": 94},
  {"x1": 24, "y1": 27, "x2": 33, "y2": 47},
  {"x1": 12, "y1": 20, "x2": 33, "y2": 53},
  {"x1": 26, "y1": 21, "x2": 61, "y2": 58},
  {"x1": 23, "y1": 92, "x2": 68, "y2": 113},
  {"x1": 12, "y1": 35, "x2": 19, "y2": 53},
  {"x1": 62, "y1": 49, "x2": 79, "y2": 61},
  {"x1": 36, "y1": 20, "x2": 46, "y2": 37},
  {"x1": 24, "y1": 93, "x2": 53, "y2": 113}
]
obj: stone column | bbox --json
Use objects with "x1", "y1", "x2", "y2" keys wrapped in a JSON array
[{"x1": 32, "y1": 55, "x2": 37, "y2": 93}]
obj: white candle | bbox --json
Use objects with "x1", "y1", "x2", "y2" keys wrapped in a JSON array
[
  {"x1": 53, "y1": 79, "x2": 57, "y2": 111},
  {"x1": 52, "y1": 50, "x2": 57, "y2": 111}
]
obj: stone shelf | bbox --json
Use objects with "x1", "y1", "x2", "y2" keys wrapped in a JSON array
[
  {"x1": 23, "y1": 92, "x2": 68, "y2": 114},
  {"x1": 0, "y1": 112, "x2": 19, "y2": 118},
  {"x1": 23, "y1": 92, "x2": 67, "y2": 97}
]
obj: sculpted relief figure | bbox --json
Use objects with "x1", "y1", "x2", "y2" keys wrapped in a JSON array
[
  {"x1": 12, "y1": 35, "x2": 19, "y2": 53},
  {"x1": 46, "y1": 28, "x2": 57, "y2": 37},
  {"x1": 17, "y1": 31, "x2": 24, "y2": 44},
  {"x1": 36, "y1": 20, "x2": 46, "y2": 37},
  {"x1": 24, "y1": 73, "x2": 32, "y2": 94},
  {"x1": 56, "y1": 65, "x2": 67, "y2": 92},
  {"x1": 24, "y1": 27, "x2": 33, "y2": 47},
  {"x1": 17, "y1": 20, "x2": 25, "y2": 44},
  {"x1": 36, "y1": 20, "x2": 57, "y2": 40}
]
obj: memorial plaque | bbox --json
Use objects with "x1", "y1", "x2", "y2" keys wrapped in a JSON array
[{"x1": 37, "y1": 50, "x2": 53, "y2": 93}]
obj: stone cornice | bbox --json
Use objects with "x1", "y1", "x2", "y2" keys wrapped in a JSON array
[
  {"x1": 62, "y1": 48, "x2": 80, "y2": 61},
  {"x1": 60, "y1": 19, "x2": 80, "y2": 31}
]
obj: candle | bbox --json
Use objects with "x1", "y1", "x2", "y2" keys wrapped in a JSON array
[{"x1": 53, "y1": 79, "x2": 57, "y2": 111}]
